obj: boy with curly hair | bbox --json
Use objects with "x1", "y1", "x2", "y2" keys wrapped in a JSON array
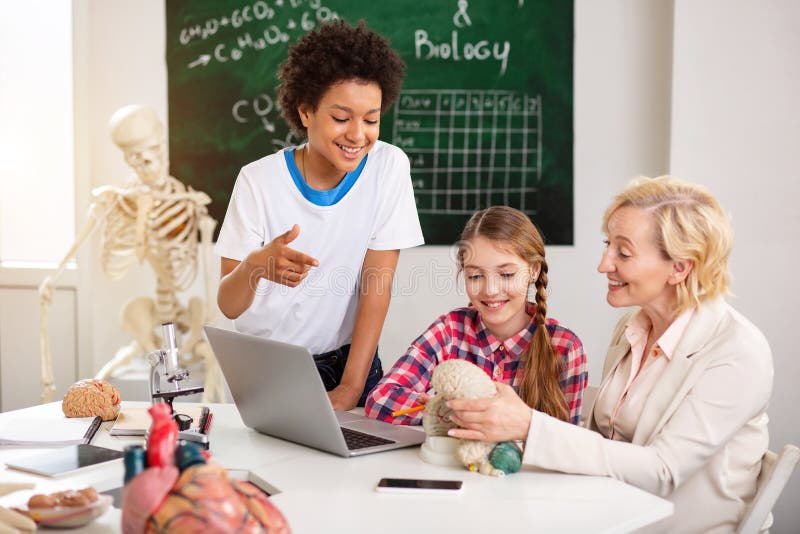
[{"x1": 215, "y1": 20, "x2": 423, "y2": 410}]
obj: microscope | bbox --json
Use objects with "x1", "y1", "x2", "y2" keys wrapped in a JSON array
[{"x1": 147, "y1": 322, "x2": 209, "y2": 447}]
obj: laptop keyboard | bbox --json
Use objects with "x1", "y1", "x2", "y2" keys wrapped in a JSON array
[{"x1": 341, "y1": 427, "x2": 395, "y2": 450}]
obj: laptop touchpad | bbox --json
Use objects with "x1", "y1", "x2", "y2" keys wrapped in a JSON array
[{"x1": 335, "y1": 411, "x2": 368, "y2": 424}]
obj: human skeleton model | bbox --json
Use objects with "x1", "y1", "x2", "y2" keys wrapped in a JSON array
[{"x1": 38, "y1": 105, "x2": 222, "y2": 403}]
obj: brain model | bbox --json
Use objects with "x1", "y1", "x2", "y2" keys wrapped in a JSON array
[
  {"x1": 62, "y1": 379, "x2": 121, "y2": 421},
  {"x1": 422, "y1": 359, "x2": 521, "y2": 477}
]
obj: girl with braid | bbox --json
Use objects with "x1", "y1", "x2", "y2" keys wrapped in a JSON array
[{"x1": 366, "y1": 206, "x2": 588, "y2": 425}]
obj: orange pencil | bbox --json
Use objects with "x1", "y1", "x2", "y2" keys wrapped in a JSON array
[{"x1": 391, "y1": 405, "x2": 425, "y2": 417}]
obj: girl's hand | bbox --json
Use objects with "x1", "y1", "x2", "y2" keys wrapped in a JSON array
[
  {"x1": 446, "y1": 383, "x2": 532, "y2": 442},
  {"x1": 246, "y1": 224, "x2": 319, "y2": 287}
]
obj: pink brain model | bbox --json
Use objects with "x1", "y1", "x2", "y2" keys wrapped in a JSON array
[{"x1": 62, "y1": 379, "x2": 121, "y2": 421}]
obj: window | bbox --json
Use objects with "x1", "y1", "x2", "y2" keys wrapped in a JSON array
[{"x1": 0, "y1": 1, "x2": 75, "y2": 267}]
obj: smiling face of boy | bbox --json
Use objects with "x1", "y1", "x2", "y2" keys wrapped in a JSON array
[{"x1": 297, "y1": 79, "x2": 382, "y2": 189}]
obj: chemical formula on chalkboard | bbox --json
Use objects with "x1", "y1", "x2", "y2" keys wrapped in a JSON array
[{"x1": 167, "y1": 0, "x2": 573, "y2": 244}]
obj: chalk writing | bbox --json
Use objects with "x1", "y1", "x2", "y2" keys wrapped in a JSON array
[
  {"x1": 180, "y1": 1, "x2": 338, "y2": 69},
  {"x1": 414, "y1": 29, "x2": 510, "y2": 76},
  {"x1": 453, "y1": 0, "x2": 472, "y2": 28},
  {"x1": 232, "y1": 93, "x2": 279, "y2": 133},
  {"x1": 179, "y1": 1, "x2": 277, "y2": 45}
]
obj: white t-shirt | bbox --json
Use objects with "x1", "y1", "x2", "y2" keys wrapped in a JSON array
[{"x1": 215, "y1": 140, "x2": 424, "y2": 354}]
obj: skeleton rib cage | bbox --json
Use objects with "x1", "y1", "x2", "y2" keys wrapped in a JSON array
[{"x1": 100, "y1": 177, "x2": 206, "y2": 324}]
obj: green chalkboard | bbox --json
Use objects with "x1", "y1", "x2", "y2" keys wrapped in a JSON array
[{"x1": 167, "y1": 0, "x2": 573, "y2": 245}]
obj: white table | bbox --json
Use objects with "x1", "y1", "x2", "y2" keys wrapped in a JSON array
[{"x1": 0, "y1": 402, "x2": 673, "y2": 533}]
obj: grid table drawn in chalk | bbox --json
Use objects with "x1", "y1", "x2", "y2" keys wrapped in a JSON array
[{"x1": 392, "y1": 90, "x2": 542, "y2": 215}]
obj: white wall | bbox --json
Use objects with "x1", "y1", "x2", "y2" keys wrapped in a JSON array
[
  {"x1": 84, "y1": 0, "x2": 172, "y2": 370},
  {"x1": 23, "y1": 0, "x2": 798, "y2": 529},
  {"x1": 670, "y1": 1, "x2": 800, "y2": 529}
]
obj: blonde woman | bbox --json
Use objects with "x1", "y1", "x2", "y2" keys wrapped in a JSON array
[{"x1": 448, "y1": 177, "x2": 773, "y2": 532}]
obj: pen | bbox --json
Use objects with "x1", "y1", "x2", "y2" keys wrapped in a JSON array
[
  {"x1": 198, "y1": 406, "x2": 210, "y2": 433},
  {"x1": 202, "y1": 411, "x2": 214, "y2": 434},
  {"x1": 391, "y1": 405, "x2": 425, "y2": 417},
  {"x1": 84, "y1": 416, "x2": 102, "y2": 445}
]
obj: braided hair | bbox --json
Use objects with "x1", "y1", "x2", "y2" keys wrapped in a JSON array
[{"x1": 458, "y1": 206, "x2": 568, "y2": 421}]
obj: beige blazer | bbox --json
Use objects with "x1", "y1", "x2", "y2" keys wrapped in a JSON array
[{"x1": 522, "y1": 297, "x2": 773, "y2": 533}]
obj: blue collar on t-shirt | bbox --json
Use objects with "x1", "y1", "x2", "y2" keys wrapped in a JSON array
[{"x1": 284, "y1": 148, "x2": 368, "y2": 206}]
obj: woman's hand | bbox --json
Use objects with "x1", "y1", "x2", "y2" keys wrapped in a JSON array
[
  {"x1": 245, "y1": 224, "x2": 319, "y2": 287},
  {"x1": 446, "y1": 383, "x2": 533, "y2": 442}
]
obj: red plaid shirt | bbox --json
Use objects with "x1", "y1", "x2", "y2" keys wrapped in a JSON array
[{"x1": 365, "y1": 307, "x2": 588, "y2": 425}]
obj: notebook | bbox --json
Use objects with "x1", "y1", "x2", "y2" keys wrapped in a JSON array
[
  {"x1": 203, "y1": 326, "x2": 425, "y2": 457},
  {"x1": 110, "y1": 405, "x2": 209, "y2": 436},
  {"x1": 0, "y1": 416, "x2": 101, "y2": 447}
]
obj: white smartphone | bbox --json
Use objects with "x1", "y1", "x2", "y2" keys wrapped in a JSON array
[{"x1": 375, "y1": 478, "x2": 463, "y2": 494}]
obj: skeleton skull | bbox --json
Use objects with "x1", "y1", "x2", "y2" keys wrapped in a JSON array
[{"x1": 109, "y1": 105, "x2": 167, "y2": 186}]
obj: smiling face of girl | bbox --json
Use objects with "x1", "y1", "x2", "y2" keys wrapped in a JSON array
[{"x1": 462, "y1": 236, "x2": 539, "y2": 341}]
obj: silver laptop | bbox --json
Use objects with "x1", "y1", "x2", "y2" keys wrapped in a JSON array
[{"x1": 204, "y1": 325, "x2": 425, "y2": 457}]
